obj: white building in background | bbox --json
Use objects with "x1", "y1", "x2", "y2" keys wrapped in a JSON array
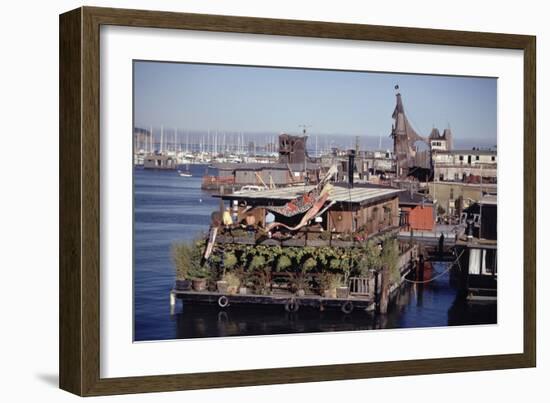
[
  {"x1": 432, "y1": 149, "x2": 497, "y2": 183},
  {"x1": 428, "y1": 128, "x2": 453, "y2": 151}
]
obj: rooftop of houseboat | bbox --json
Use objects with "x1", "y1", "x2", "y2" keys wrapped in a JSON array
[{"x1": 215, "y1": 183, "x2": 403, "y2": 205}]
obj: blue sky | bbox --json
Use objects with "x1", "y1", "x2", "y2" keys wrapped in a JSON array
[{"x1": 133, "y1": 61, "x2": 497, "y2": 143}]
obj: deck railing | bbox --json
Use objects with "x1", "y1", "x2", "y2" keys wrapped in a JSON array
[{"x1": 348, "y1": 277, "x2": 372, "y2": 296}]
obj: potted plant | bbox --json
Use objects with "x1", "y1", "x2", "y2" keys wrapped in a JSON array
[
  {"x1": 291, "y1": 257, "x2": 315, "y2": 296},
  {"x1": 216, "y1": 279, "x2": 229, "y2": 294},
  {"x1": 178, "y1": 240, "x2": 209, "y2": 292},
  {"x1": 189, "y1": 265, "x2": 209, "y2": 291},
  {"x1": 222, "y1": 272, "x2": 241, "y2": 295},
  {"x1": 319, "y1": 273, "x2": 339, "y2": 299},
  {"x1": 171, "y1": 242, "x2": 193, "y2": 291},
  {"x1": 336, "y1": 255, "x2": 352, "y2": 298},
  {"x1": 336, "y1": 283, "x2": 350, "y2": 299},
  {"x1": 217, "y1": 252, "x2": 238, "y2": 293},
  {"x1": 248, "y1": 255, "x2": 271, "y2": 295},
  {"x1": 291, "y1": 274, "x2": 309, "y2": 296}
]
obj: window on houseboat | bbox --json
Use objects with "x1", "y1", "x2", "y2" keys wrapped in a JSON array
[
  {"x1": 468, "y1": 248, "x2": 481, "y2": 275},
  {"x1": 483, "y1": 249, "x2": 497, "y2": 275}
]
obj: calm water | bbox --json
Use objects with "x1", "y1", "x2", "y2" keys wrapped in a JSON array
[{"x1": 134, "y1": 167, "x2": 496, "y2": 341}]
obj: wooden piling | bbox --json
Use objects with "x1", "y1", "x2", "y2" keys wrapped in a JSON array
[
  {"x1": 379, "y1": 265, "x2": 390, "y2": 314},
  {"x1": 417, "y1": 254, "x2": 425, "y2": 281}
]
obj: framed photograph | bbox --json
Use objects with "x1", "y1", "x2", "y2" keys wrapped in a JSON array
[{"x1": 59, "y1": 6, "x2": 536, "y2": 396}]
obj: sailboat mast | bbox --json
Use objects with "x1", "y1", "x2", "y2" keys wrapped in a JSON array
[
  {"x1": 149, "y1": 125, "x2": 153, "y2": 153},
  {"x1": 160, "y1": 125, "x2": 164, "y2": 154}
]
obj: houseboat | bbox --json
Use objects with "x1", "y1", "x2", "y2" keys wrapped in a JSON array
[
  {"x1": 455, "y1": 194, "x2": 497, "y2": 302},
  {"x1": 171, "y1": 162, "x2": 420, "y2": 315}
]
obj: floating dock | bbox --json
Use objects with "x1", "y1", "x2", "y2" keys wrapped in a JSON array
[{"x1": 170, "y1": 290, "x2": 375, "y2": 314}]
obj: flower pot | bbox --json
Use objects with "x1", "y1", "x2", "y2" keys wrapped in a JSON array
[
  {"x1": 296, "y1": 289, "x2": 306, "y2": 297},
  {"x1": 216, "y1": 280, "x2": 229, "y2": 294},
  {"x1": 227, "y1": 285, "x2": 238, "y2": 295},
  {"x1": 323, "y1": 289, "x2": 337, "y2": 299},
  {"x1": 175, "y1": 279, "x2": 192, "y2": 291},
  {"x1": 192, "y1": 278, "x2": 207, "y2": 292},
  {"x1": 336, "y1": 286, "x2": 350, "y2": 299},
  {"x1": 239, "y1": 287, "x2": 248, "y2": 295}
]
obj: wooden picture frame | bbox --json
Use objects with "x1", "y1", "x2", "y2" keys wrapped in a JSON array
[{"x1": 59, "y1": 6, "x2": 536, "y2": 396}]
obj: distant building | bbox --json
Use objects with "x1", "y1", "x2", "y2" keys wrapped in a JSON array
[
  {"x1": 390, "y1": 89, "x2": 428, "y2": 176},
  {"x1": 203, "y1": 134, "x2": 322, "y2": 190},
  {"x1": 203, "y1": 162, "x2": 322, "y2": 190},
  {"x1": 428, "y1": 128, "x2": 453, "y2": 151},
  {"x1": 361, "y1": 150, "x2": 395, "y2": 174},
  {"x1": 428, "y1": 181, "x2": 497, "y2": 216},
  {"x1": 432, "y1": 149, "x2": 497, "y2": 183},
  {"x1": 278, "y1": 133, "x2": 310, "y2": 164},
  {"x1": 144, "y1": 154, "x2": 177, "y2": 170}
]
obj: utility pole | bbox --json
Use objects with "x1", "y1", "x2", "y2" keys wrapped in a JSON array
[{"x1": 299, "y1": 124, "x2": 311, "y2": 185}]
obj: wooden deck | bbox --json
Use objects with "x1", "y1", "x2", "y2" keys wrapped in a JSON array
[{"x1": 170, "y1": 289, "x2": 375, "y2": 313}]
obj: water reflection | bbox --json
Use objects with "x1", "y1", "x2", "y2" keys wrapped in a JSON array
[
  {"x1": 169, "y1": 270, "x2": 496, "y2": 340},
  {"x1": 173, "y1": 304, "x2": 381, "y2": 339}
]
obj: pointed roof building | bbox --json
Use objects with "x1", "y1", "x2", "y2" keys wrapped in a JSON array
[{"x1": 391, "y1": 88, "x2": 427, "y2": 176}]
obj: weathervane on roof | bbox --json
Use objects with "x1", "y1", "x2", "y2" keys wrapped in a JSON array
[{"x1": 299, "y1": 124, "x2": 311, "y2": 135}]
